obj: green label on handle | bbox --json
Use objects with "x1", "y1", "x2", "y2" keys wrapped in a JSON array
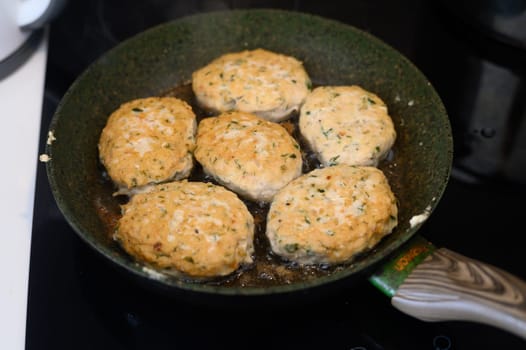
[{"x1": 369, "y1": 235, "x2": 436, "y2": 297}]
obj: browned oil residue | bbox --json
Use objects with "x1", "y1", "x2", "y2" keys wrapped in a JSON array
[{"x1": 94, "y1": 83, "x2": 398, "y2": 288}]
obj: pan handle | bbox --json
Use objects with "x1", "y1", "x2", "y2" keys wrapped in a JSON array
[{"x1": 370, "y1": 236, "x2": 526, "y2": 339}]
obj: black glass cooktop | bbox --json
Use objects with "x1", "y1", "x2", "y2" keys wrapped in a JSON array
[{"x1": 26, "y1": 1, "x2": 526, "y2": 349}]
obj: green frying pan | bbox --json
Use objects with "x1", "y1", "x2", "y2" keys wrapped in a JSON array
[{"x1": 44, "y1": 9, "x2": 526, "y2": 338}]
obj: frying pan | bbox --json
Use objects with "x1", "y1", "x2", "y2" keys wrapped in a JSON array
[{"x1": 44, "y1": 9, "x2": 526, "y2": 338}]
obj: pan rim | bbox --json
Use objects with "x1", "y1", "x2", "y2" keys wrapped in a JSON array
[{"x1": 45, "y1": 8, "x2": 453, "y2": 296}]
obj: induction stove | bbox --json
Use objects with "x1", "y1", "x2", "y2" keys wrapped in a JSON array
[{"x1": 26, "y1": 1, "x2": 526, "y2": 349}]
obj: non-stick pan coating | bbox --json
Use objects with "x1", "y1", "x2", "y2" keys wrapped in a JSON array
[{"x1": 46, "y1": 9, "x2": 452, "y2": 296}]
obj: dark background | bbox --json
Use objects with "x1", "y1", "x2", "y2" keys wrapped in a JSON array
[{"x1": 27, "y1": 0, "x2": 526, "y2": 349}]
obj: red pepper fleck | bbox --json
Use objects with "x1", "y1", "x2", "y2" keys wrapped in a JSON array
[{"x1": 153, "y1": 242, "x2": 162, "y2": 251}]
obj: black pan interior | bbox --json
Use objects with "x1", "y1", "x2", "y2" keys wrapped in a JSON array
[{"x1": 46, "y1": 9, "x2": 452, "y2": 295}]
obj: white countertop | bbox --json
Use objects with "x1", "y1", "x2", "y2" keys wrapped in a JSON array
[{"x1": 0, "y1": 30, "x2": 48, "y2": 349}]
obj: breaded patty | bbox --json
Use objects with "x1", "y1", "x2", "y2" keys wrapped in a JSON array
[
  {"x1": 266, "y1": 165, "x2": 398, "y2": 265},
  {"x1": 192, "y1": 48, "x2": 312, "y2": 122},
  {"x1": 299, "y1": 86, "x2": 396, "y2": 167},
  {"x1": 115, "y1": 181, "x2": 255, "y2": 278},
  {"x1": 194, "y1": 111, "x2": 302, "y2": 202},
  {"x1": 98, "y1": 97, "x2": 196, "y2": 192}
]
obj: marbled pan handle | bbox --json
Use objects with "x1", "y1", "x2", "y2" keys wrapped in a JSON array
[{"x1": 392, "y1": 248, "x2": 526, "y2": 339}]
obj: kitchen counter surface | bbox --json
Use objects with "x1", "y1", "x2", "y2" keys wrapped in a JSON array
[{"x1": 0, "y1": 30, "x2": 48, "y2": 350}]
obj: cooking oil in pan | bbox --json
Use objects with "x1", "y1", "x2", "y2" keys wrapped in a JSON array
[{"x1": 94, "y1": 83, "x2": 399, "y2": 287}]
